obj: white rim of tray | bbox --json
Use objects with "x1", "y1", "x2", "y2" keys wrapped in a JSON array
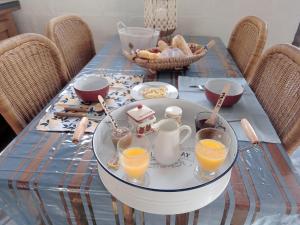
[{"x1": 92, "y1": 99, "x2": 239, "y2": 192}]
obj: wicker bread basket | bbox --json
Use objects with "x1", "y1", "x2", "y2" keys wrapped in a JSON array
[{"x1": 126, "y1": 40, "x2": 215, "y2": 72}]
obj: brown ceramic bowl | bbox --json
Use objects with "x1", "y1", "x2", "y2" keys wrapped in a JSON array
[
  {"x1": 73, "y1": 75, "x2": 109, "y2": 102},
  {"x1": 204, "y1": 79, "x2": 244, "y2": 107}
]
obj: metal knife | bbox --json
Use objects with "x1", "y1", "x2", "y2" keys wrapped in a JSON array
[
  {"x1": 189, "y1": 84, "x2": 205, "y2": 91},
  {"x1": 54, "y1": 112, "x2": 102, "y2": 121},
  {"x1": 56, "y1": 103, "x2": 103, "y2": 112}
]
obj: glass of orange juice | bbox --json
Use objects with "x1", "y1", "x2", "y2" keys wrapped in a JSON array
[
  {"x1": 194, "y1": 128, "x2": 231, "y2": 180},
  {"x1": 117, "y1": 134, "x2": 150, "y2": 185}
]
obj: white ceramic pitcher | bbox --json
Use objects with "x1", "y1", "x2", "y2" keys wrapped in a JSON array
[{"x1": 152, "y1": 119, "x2": 192, "y2": 166}]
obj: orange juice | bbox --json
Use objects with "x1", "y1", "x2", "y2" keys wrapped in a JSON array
[
  {"x1": 195, "y1": 139, "x2": 227, "y2": 172},
  {"x1": 120, "y1": 147, "x2": 150, "y2": 179}
]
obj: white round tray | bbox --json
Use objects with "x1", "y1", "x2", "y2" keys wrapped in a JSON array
[{"x1": 93, "y1": 99, "x2": 238, "y2": 214}]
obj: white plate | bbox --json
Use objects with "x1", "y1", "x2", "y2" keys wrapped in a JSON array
[
  {"x1": 131, "y1": 82, "x2": 178, "y2": 100},
  {"x1": 93, "y1": 99, "x2": 238, "y2": 214}
]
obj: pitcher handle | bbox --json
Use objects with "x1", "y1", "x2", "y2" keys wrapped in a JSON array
[{"x1": 179, "y1": 125, "x2": 192, "y2": 145}]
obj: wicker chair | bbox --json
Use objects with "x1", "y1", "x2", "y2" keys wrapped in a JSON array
[
  {"x1": 0, "y1": 33, "x2": 69, "y2": 134},
  {"x1": 250, "y1": 44, "x2": 300, "y2": 154},
  {"x1": 228, "y1": 16, "x2": 267, "y2": 81},
  {"x1": 46, "y1": 15, "x2": 96, "y2": 78}
]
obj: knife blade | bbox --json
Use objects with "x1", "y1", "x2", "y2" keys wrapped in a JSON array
[
  {"x1": 188, "y1": 84, "x2": 205, "y2": 91},
  {"x1": 55, "y1": 103, "x2": 103, "y2": 112},
  {"x1": 64, "y1": 105, "x2": 90, "y2": 112},
  {"x1": 54, "y1": 112, "x2": 102, "y2": 121}
]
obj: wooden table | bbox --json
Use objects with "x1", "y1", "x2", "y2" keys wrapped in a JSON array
[{"x1": 0, "y1": 36, "x2": 299, "y2": 225}]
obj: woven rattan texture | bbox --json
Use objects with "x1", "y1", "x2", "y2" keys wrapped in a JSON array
[
  {"x1": 0, "y1": 33, "x2": 69, "y2": 134},
  {"x1": 132, "y1": 49, "x2": 207, "y2": 71},
  {"x1": 250, "y1": 44, "x2": 300, "y2": 154},
  {"x1": 46, "y1": 15, "x2": 95, "y2": 78},
  {"x1": 228, "y1": 16, "x2": 267, "y2": 81},
  {"x1": 144, "y1": 0, "x2": 177, "y2": 36}
]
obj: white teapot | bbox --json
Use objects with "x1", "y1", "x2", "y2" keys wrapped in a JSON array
[{"x1": 152, "y1": 119, "x2": 192, "y2": 166}]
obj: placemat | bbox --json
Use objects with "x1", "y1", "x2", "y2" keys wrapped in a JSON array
[
  {"x1": 36, "y1": 73, "x2": 143, "y2": 133},
  {"x1": 178, "y1": 76, "x2": 281, "y2": 143}
]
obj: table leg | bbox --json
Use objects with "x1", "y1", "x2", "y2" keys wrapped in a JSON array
[
  {"x1": 175, "y1": 213, "x2": 189, "y2": 225},
  {"x1": 111, "y1": 196, "x2": 121, "y2": 225},
  {"x1": 166, "y1": 215, "x2": 171, "y2": 225},
  {"x1": 123, "y1": 204, "x2": 135, "y2": 225},
  {"x1": 192, "y1": 210, "x2": 200, "y2": 225}
]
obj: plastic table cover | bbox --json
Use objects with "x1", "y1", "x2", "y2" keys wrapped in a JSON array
[{"x1": 0, "y1": 36, "x2": 299, "y2": 225}]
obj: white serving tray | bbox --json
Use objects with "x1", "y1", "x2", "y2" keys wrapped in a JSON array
[{"x1": 93, "y1": 99, "x2": 238, "y2": 214}]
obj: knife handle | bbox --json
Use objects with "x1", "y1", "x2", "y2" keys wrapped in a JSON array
[
  {"x1": 241, "y1": 118, "x2": 259, "y2": 144},
  {"x1": 194, "y1": 40, "x2": 215, "y2": 54},
  {"x1": 206, "y1": 40, "x2": 215, "y2": 49},
  {"x1": 54, "y1": 112, "x2": 87, "y2": 118},
  {"x1": 72, "y1": 117, "x2": 89, "y2": 143},
  {"x1": 64, "y1": 105, "x2": 90, "y2": 112}
]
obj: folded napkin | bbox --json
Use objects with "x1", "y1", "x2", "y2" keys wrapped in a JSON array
[
  {"x1": 178, "y1": 76, "x2": 281, "y2": 143},
  {"x1": 36, "y1": 73, "x2": 143, "y2": 133}
]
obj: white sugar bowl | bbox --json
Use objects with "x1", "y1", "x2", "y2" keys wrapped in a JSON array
[
  {"x1": 127, "y1": 104, "x2": 156, "y2": 135},
  {"x1": 164, "y1": 106, "x2": 182, "y2": 124}
]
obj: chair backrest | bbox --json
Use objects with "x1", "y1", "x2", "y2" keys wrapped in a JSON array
[
  {"x1": 228, "y1": 16, "x2": 267, "y2": 81},
  {"x1": 46, "y1": 15, "x2": 96, "y2": 78},
  {"x1": 250, "y1": 44, "x2": 300, "y2": 154},
  {"x1": 0, "y1": 33, "x2": 69, "y2": 134}
]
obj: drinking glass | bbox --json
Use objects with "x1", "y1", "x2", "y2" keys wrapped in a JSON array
[
  {"x1": 117, "y1": 134, "x2": 150, "y2": 186},
  {"x1": 194, "y1": 128, "x2": 231, "y2": 180},
  {"x1": 111, "y1": 127, "x2": 132, "y2": 150},
  {"x1": 194, "y1": 112, "x2": 224, "y2": 132}
]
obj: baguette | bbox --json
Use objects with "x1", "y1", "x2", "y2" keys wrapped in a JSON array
[
  {"x1": 158, "y1": 40, "x2": 170, "y2": 52},
  {"x1": 171, "y1": 35, "x2": 193, "y2": 56},
  {"x1": 137, "y1": 50, "x2": 160, "y2": 60}
]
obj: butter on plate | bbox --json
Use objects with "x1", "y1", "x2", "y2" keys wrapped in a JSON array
[{"x1": 142, "y1": 86, "x2": 167, "y2": 99}]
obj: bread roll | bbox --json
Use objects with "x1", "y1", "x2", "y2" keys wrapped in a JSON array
[
  {"x1": 171, "y1": 35, "x2": 193, "y2": 56},
  {"x1": 158, "y1": 40, "x2": 170, "y2": 52},
  {"x1": 137, "y1": 50, "x2": 160, "y2": 60}
]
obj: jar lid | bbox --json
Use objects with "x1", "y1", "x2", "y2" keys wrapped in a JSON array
[
  {"x1": 165, "y1": 106, "x2": 182, "y2": 116},
  {"x1": 127, "y1": 104, "x2": 155, "y2": 122}
]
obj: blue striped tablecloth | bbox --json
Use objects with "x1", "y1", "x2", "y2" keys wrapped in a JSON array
[{"x1": 0, "y1": 36, "x2": 299, "y2": 225}]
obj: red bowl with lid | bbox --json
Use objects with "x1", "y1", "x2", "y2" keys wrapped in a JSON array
[
  {"x1": 74, "y1": 75, "x2": 109, "y2": 102},
  {"x1": 204, "y1": 79, "x2": 244, "y2": 107}
]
